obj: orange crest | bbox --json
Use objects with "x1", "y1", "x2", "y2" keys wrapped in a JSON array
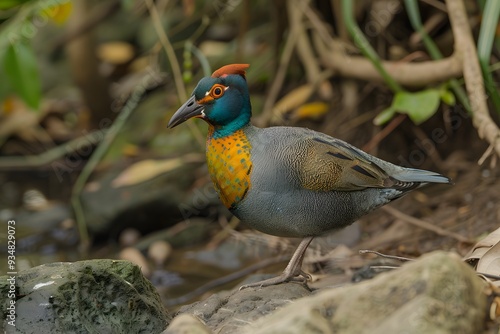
[{"x1": 211, "y1": 64, "x2": 250, "y2": 79}]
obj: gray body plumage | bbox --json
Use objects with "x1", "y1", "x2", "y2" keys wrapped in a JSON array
[{"x1": 232, "y1": 124, "x2": 450, "y2": 238}]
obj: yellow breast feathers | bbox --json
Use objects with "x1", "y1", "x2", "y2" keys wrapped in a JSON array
[{"x1": 206, "y1": 129, "x2": 252, "y2": 209}]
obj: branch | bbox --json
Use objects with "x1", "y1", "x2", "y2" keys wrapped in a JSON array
[
  {"x1": 289, "y1": 0, "x2": 332, "y2": 99},
  {"x1": 319, "y1": 46, "x2": 463, "y2": 87},
  {"x1": 0, "y1": 129, "x2": 105, "y2": 169},
  {"x1": 51, "y1": 0, "x2": 121, "y2": 50},
  {"x1": 145, "y1": 0, "x2": 186, "y2": 101},
  {"x1": 382, "y1": 206, "x2": 472, "y2": 244},
  {"x1": 254, "y1": 24, "x2": 298, "y2": 127},
  {"x1": 446, "y1": 0, "x2": 500, "y2": 158},
  {"x1": 145, "y1": 0, "x2": 205, "y2": 148}
]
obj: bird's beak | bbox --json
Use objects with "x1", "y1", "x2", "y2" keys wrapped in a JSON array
[{"x1": 168, "y1": 95, "x2": 205, "y2": 128}]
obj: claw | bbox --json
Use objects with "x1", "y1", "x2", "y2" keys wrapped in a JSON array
[
  {"x1": 239, "y1": 237, "x2": 314, "y2": 290},
  {"x1": 239, "y1": 271, "x2": 311, "y2": 290}
]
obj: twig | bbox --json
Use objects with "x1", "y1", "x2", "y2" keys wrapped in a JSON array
[
  {"x1": 145, "y1": 0, "x2": 186, "y2": 101},
  {"x1": 341, "y1": 0, "x2": 402, "y2": 92},
  {"x1": 0, "y1": 129, "x2": 105, "y2": 169},
  {"x1": 51, "y1": 0, "x2": 121, "y2": 50},
  {"x1": 289, "y1": 0, "x2": 331, "y2": 98},
  {"x1": 477, "y1": 0, "x2": 500, "y2": 113},
  {"x1": 362, "y1": 114, "x2": 407, "y2": 153},
  {"x1": 255, "y1": 27, "x2": 299, "y2": 127},
  {"x1": 477, "y1": 272, "x2": 500, "y2": 281},
  {"x1": 291, "y1": 0, "x2": 317, "y2": 80},
  {"x1": 478, "y1": 144, "x2": 494, "y2": 166},
  {"x1": 236, "y1": 0, "x2": 250, "y2": 61},
  {"x1": 71, "y1": 71, "x2": 160, "y2": 251},
  {"x1": 405, "y1": 0, "x2": 470, "y2": 113},
  {"x1": 446, "y1": 0, "x2": 500, "y2": 158},
  {"x1": 145, "y1": 0, "x2": 204, "y2": 147},
  {"x1": 185, "y1": 41, "x2": 211, "y2": 77},
  {"x1": 411, "y1": 126, "x2": 444, "y2": 169},
  {"x1": 405, "y1": 0, "x2": 442, "y2": 59},
  {"x1": 207, "y1": 216, "x2": 240, "y2": 249},
  {"x1": 409, "y1": 12, "x2": 447, "y2": 48},
  {"x1": 309, "y1": 2, "x2": 463, "y2": 88},
  {"x1": 164, "y1": 255, "x2": 290, "y2": 307},
  {"x1": 419, "y1": 0, "x2": 448, "y2": 12},
  {"x1": 382, "y1": 205, "x2": 472, "y2": 244},
  {"x1": 359, "y1": 249, "x2": 413, "y2": 262},
  {"x1": 369, "y1": 265, "x2": 401, "y2": 270},
  {"x1": 304, "y1": 2, "x2": 342, "y2": 46}
]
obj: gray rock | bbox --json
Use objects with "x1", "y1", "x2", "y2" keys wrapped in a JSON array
[
  {"x1": 0, "y1": 260, "x2": 170, "y2": 333},
  {"x1": 243, "y1": 251, "x2": 487, "y2": 334},
  {"x1": 178, "y1": 280, "x2": 311, "y2": 334},
  {"x1": 162, "y1": 314, "x2": 211, "y2": 334}
]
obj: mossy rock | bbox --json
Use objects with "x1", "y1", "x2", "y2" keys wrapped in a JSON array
[{"x1": 0, "y1": 260, "x2": 170, "y2": 333}]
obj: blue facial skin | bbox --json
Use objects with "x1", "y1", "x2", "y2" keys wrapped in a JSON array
[{"x1": 193, "y1": 75, "x2": 252, "y2": 138}]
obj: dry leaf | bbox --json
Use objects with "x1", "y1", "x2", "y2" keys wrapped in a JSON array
[
  {"x1": 119, "y1": 247, "x2": 150, "y2": 277},
  {"x1": 0, "y1": 98, "x2": 48, "y2": 143},
  {"x1": 292, "y1": 102, "x2": 329, "y2": 121},
  {"x1": 477, "y1": 242, "x2": 500, "y2": 276},
  {"x1": 112, "y1": 154, "x2": 203, "y2": 188},
  {"x1": 271, "y1": 84, "x2": 314, "y2": 121},
  {"x1": 97, "y1": 41, "x2": 135, "y2": 65},
  {"x1": 464, "y1": 227, "x2": 500, "y2": 277}
]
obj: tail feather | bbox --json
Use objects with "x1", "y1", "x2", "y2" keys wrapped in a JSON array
[{"x1": 392, "y1": 168, "x2": 452, "y2": 184}]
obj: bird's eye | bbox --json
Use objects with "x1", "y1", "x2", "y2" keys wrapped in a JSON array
[{"x1": 210, "y1": 84, "x2": 226, "y2": 98}]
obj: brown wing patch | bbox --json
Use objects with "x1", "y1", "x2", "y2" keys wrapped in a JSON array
[
  {"x1": 298, "y1": 136, "x2": 391, "y2": 192},
  {"x1": 299, "y1": 151, "x2": 344, "y2": 191},
  {"x1": 327, "y1": 151, "x2": 353, "y2": 160},
  {"x1": 351, "y1": 164, "x2": 377, "y2": 179}
]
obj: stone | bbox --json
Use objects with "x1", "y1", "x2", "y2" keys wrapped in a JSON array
[
  {"x1": 162, "y1": 313, "x2": 212, "y2": 334},
  {"x1": 178, "y1": 279, "x2": 311, "y2": 334},
  {"x1": 243, "y1": 251, "x2": 487, "y2": 334},
  {"x1": 0, "y1": 260, "x2": 170, "y2": 333}
]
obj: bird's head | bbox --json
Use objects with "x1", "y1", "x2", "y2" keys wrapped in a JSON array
[{"x1": 168, "y1": 64, "x2": 252, "y2": 137}]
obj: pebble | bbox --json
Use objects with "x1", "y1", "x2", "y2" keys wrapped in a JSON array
[
  {"x1": 148, "y1": 241, "x2": 173, "y2": 267},
  {"x1": 119, "y1": 247, "x2": 151, "y2": 277}
]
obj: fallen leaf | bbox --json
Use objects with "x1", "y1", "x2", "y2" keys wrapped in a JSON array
[
  {"x1": 0, "y1": 98, "x2": 47, "y2": 143},
  {"x1": 112, "y1": 154, "x2": 203, "y2": 188},
  {"x1": 271, "y1": 84, "x2": 314, "y2": 121},
  {"x1": 43, "y1": 1, "x2": 73, "y2": 25},
  {"x1": 97, "y1": 41, "x2": 135, "y2": 65},
  {"x1": 292, "y1": 102, "x2": 329, "y2": 121},
  {"x1": 464, "y1": 227, "x2": 500, "y2": 277}
]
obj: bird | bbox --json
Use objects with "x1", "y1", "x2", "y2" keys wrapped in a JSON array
[{"x1": 168, "y1": 64, "x2": 451, "y2": 289}]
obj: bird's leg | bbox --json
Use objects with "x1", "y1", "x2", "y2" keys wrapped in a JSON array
[{"x1": 239, "y1": 236, "x2": 314, "y2": 290}]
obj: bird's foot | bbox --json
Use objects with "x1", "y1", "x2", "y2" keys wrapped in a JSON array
[
  {"x1": 239, "y1": 237, "x2": 315, "y2": 290},
  {"x1": 239, "y1": 269, "x2": 311, "y2": 290}
]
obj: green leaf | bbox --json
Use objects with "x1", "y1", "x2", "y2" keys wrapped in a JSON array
[
  {"x1": 0, "y1": 48, "x2": 11, "y2": 103},
  {"x1": 375, "y1": 90, "x2": 441, "y2": 125},
  {"x1": 0, "y1": 0, "x2": 31, "y2": 10},
  {"x1": 3, "y1": 42, "x2": 41, "y2": 110},
  {"x1": 374, "y1": 106, "x2": 396, "y2": 126},
  {"x1": 392, "y1": 89, "x2": 441, "y2": 125},
  {"x1": 478, "y1": 0, "x2": 500, "y2": 114},
  {"x1": 121, "y1": 0, "x2": 135, "y2": 11},
  {"x1": 440, "y1": 89, "x2": 456, "y2": 106}
]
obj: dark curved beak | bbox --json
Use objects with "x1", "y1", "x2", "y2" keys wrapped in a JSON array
[{"x1": 168, "y1": 96, "x2": 205, "y2": 128}]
